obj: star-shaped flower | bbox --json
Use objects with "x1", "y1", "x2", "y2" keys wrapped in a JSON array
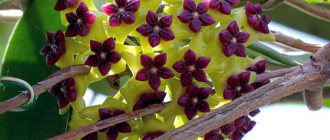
[
  {"x1": 245, "y1": 1, "x2": 271, "y2": 34},
  {"x1": 204, "y1": 123, "x2": 236, "y2": 140},
  {"x1": 98, "y1": 108, "x2": 132, "y2": 140},
  {"x1": 223, "y1": 71, "x2": 254, "y2": 100},
  {"x1": 81, "y1": 132, "x2": 97, "y2": 140},
  {"x1": 133, "y1": 91, "x2": 166, "y2": 110},
  {"x1": 205, "y1": 116, "x2": 256, "y2": 140},
  {"x1": 48, "y1": 78, "x2": 77, "y2": 109},
  {"x1": 143, "y1": 131, "x2": 165, "y2": 140},
  {"x1": 40, "y1": 30, "x2": 66, "y2": 66},
  {"x1": 204, "y1": 127, "x2": 225, "y2": 140},
  {"x1": 247, "y1": 60, "x2": 266, "y2": 74},
  {"x1": 65, "y1": 2, "x2": 95, "y2": 37},
  {"x1": 136, "y1": 53, "x2": 174, "y2": 91},
  {"x1": 102, "y1": 0, "x2": 140, "y2": 27},
  {"x1": 172, "y1": 49, "x2": 210, "y2": 87},
  {"x1": 136, "y1": 11, "x2": 175, "y2": 47},
  {"x1": 219, "y1": 20, "x2": 250, "y2": 57},
  {"x1": 209, "y1": 0, "x2": 240, "y2": 15},
  {"x1": 178, "y1": 85, "x2": 212, "y2": 120},
  {"x1": 85, "y1": 37, "x2": 121, "y2": 75},
  {"x1": 232, "y1": 116, "x2": 256, "y2": 140},
  {"x1": 177, "y1": 0, "x2": 215, "y2": 33},
  {"x1": 54, "y1": 0, "x2": 79, "y2": 11},
  {"x1": 247, "y1": 60, "x2": 270, "y2": 89}
]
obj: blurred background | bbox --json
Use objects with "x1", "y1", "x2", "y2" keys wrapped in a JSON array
[{"x1": 0, "y1": 0, "x2": 330, "y2": 140}]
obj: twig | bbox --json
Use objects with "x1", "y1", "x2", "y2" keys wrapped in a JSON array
[
  {"x1": 47, "y1": 66, "x2": 295, "y2": 139},
  {"x1": 49, "y1": 103, "x2": 167, "y2": 140},
  {"x1": 254, "y1": 66, "x2": 299, "y2": 82},
  {"x1": 0, "y1": 0, "x2": 23, "y2": 10},
  {"x1": 262, "y1": 0, "x2": 284, "y2": 10},
  {"x1": 0, "y1": 65, "x2": 91, "y2": 114},
  {"x1": 155, "y1": 45, "x2": 330, "y2": 140},
  {"x1": 286, "y1": 0, "x2": 330, "y2": 22},
  {"x1": 273, "y1": 31, "x2": 321, "y2": 53}
]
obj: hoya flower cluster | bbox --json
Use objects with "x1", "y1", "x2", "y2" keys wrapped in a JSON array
[{"x1": 41, "y1": 0, "x2": 274, "y2": 139}]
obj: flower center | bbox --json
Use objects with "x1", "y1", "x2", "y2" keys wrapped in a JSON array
[
  {"x1": 236, "y1": 86, "x2": 241, "y2": 91},
  {"x1": 50, "y1": 44, "x2": 57, "y2": 53},
  {"x1": 100, "y1": 52, "x2": 107, "y2": 60},
  {"x1": 192, "y1": 12, "x2": 199, "y2": 19},
  {"x1": 218, "y1": 130, "x2": 222, "y2": 135},
  {"x1": 231, "y1": 37, "x2": 237, "y2": 43},
  {"x1": 192, "y1": 97, "x2": 198, "y2": 104},
  {"x1": 188, "y1": 65, "x2": 196, "y2": 72},
  {"x1": 118, "y1": 8, "x2": 125, "y2": 14},
  {"x1": 256, "y1": 14, "x2": 262, "y2": 19},
  {"x1": 154, "y1": 26, "x2": 160, "y2": 32},
  {"x1": 150, "y1": 67, "x2": 158, "y2": 74},
  {"x1": 77, "y1": 18, "x2": 83, "y2": 24}
]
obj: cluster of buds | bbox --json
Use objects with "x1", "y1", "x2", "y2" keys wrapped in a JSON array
[{"x1": 41, "y1": 0, "x2": 274, "y2": 139}]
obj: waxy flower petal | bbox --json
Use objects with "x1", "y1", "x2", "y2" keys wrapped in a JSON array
[
  {"x1": 178, "y1": 85, "x2": 212, "y2": 120},
  {"x1": 65, "y1": 2, "x2": 95, "y2": 37},
  {"x1": 245, "y1": 1, "x2": 271, "y2": 34},
  {"x1": 40, "y1": 30, "x2": 66, "y2": 66},
  {"x1": 85, "y1": 37, "x2": 121, "y2": 75},
  {"x1": 173, "y1": 50, "x2": 210, "y2": 86},
  {"x1": 102, "y1": 0, "x2": 140, "y2": 27},
  {"x1": 177, "y1": 0, "x2": 215, "y2": 33},
  {"x1": 98, "y1": 108, "x2": 131, "y2": 140},
  {"x1": 209, "y1": 0, "x2": 240, "y2": 15},
  {"x1": 136, "y1": 53, "x2": 174, "y2": 90},
  {"x1": 205, "y1": 116, "x2": 256, "y2": 140},
  {"x1": 219, "y1": 20, "x2": 250, "y2": 57},
  {"x1": 247, "y1": 60, "x2": 270, "y2": 89},
  {"x1": 143, "y1": 131, "x2": 165, "y2": 140},
  {"x1": 223, "y1": 71, "x2": 254, "y2": 100},
  {"x1": 54, "y1": 0, "x2": 79, "y2": 11},
  {"x1": 247, "y1": 60, "x2": 266, "y2": 74},
  {"x1": 48, "y1": 78, "x2": 77, "y2": 108},
  {"x1": 137, "y1": 11, "x2": 175, "y2": 47},
  {"x1": 133, "y1": 92, "x2": 166, "y2": 110}
]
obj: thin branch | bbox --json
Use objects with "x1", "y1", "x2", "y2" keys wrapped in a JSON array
[
  {"x1": 273, "y1": 31, "x2": 321, "y2": 53},
  {"x1": 280, "y1": 87, "x2": 330, "y2": 102},
  {"x1": 49, "y1": 64, "x2": 300, "y2": 139},
  {"x1": 254, "y1": 66, "x2": 299, "y2": 82},
  {"x1": 286, "y1": 0, "x2": 330, "y2": 22},
  {"x1": 0, "y1": 65, "x2": 91, "y2": 114},
  {"x1": 49, "y1": 103, "x2": 167, "y2": 140},
  {"x1": 0, "y1": 0, "x2": 23, "y2": 10},
  {"x1": 155, "y1": 45, "x2": 330, "y2": 140}
]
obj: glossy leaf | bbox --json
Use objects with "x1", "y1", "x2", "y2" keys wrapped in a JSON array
[
  {"x1": 0, "y1": 0, "x2": 69, "y2": 139},
  {"x1": 248, "y1": 42, "x2": 300, "y2": 67}
]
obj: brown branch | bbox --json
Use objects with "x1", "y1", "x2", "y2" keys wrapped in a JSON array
[
  {"x1": 0, "y1": 65, "x2": 91, "y2": 114},
  {"x1": 254, "y1": 66, "x2": 299, "y2": 82},
  {"x1": 47, "y1": 66, "x2": 295, "y2": 139},
  {"x1": 49, "y1": 103, "x2": 167, "y2": 140},
  {"x1": 155, "y1": 45, "x2": 330, "y2": 140},
  {"x1": 280, "y1": 87, "x2": 330, "y2": 102},
  {"x1": 273, "y1": 31, "x2": 321, "y2": 53},
  {"x1": 0, "y1": 0, "x2": 23, "y2": 10},
  {"x1": 286, "y1": 0, "x2": 330, "y2": 22}
]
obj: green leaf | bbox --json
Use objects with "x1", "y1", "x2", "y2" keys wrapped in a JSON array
[
  {"x1": 248, "y1": 42, "x2": 301, "y2": 67},
  {"x1": 0, "y1": 0, "x2": 69, "y2": 139},
  {"x1": 304, "y1": 0, "x2": 329, "y2": 3}
]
